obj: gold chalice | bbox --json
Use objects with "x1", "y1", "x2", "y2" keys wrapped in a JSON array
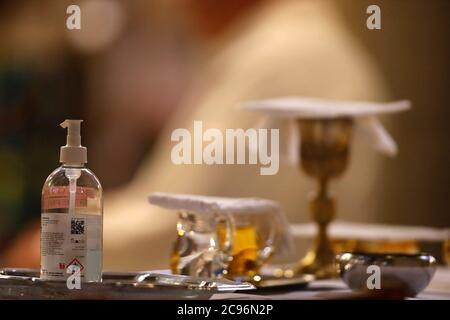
[
  {"x1": 241, "y1": 97, "x2": 411, "y2": 279},
  {"x1": 296, "y1": 118, "x2": 353, "y2": 278}
]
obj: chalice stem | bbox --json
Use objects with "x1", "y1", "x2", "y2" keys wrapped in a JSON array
[
  {"x1": 298, "y1": 177, "x2": 337, "y2": 278},
  {"x1": 314, "y1": 178, "x2": 334, "y2": 259}
]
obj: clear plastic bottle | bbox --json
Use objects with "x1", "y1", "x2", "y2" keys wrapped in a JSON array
[{"x1": 41, "y1": 120, "x2": 103, "y2": 282}]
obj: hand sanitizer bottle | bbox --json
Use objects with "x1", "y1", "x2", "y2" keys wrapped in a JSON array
[{"x1": 41, "y1": 120, "x2": 102, "y2": 282}]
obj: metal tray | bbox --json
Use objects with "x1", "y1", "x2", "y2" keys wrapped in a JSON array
[{"x1": 0, "y1": 268, "x2": 255, "y2": 300}]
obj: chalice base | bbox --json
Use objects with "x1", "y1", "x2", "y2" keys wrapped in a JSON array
[{"x1": 296, "y1": 242, "x2": 338, "y2": 279}]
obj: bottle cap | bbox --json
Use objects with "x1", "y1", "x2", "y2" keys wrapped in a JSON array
[{"x1": 59, "y1": 119, "x2": 87, "y2": 164}]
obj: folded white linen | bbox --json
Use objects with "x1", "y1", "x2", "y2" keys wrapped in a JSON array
[
  {"x1": 241, "y1": 97, "x2": 411, "y2": 164},
  {"x1": 149, "y1": 192, "x2": 280, "y2": 215},
  {"x1": 290, "y1": 221, "x2": 449, "y2": 242}
]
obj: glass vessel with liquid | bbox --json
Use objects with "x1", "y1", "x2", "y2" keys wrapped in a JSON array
[
  {"x1": 168, "y1": 197, "x2": 292, "y2": 279},
  {"x1": 170, "y1": 211, "x2": 233, "y2": 278},
  {"x1": 217, "y1": 211, "x2": 289, "y2": 278},
  {"x1": 40, "y1": 120, "x2": 103, "y2": 282}
]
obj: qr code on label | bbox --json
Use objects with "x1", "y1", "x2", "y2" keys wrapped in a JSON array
[{"x1": 71, "y1": 218, "x2": 85, "y2": 235}]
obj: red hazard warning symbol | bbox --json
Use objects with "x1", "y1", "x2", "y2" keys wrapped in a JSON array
[{"x1": 67, "y1": 258, "x2": 84, "y2": 271}]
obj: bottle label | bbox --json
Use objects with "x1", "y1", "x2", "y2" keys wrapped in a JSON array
[
  {"x1": 41, "y1": 213, "x2": 102, "y2": 282},
  {"x1": 42, "y1": 186, "x2": 96, "y2": 210}
]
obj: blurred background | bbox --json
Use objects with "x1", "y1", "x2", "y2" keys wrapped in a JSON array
[{"x1": 0, "y1": 0, "x2": 449, "y2": 269}]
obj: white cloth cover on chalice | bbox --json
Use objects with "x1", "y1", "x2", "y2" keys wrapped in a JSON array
[
  {"x1": 148, "y1": 192, "x2": 295, "y2": 256},
  {"x1": 241, "y1": 97, "x2": 411, "y2": 165}
]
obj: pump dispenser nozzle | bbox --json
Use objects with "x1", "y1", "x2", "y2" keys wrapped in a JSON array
[{"x1": 60, "y1": 119, "x2": 87, "y2": 164}]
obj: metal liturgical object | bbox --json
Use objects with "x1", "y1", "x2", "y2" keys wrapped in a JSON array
[
  {"x1": 297, "y1": 118, "x2": 353, "y2": 277},
  {"x1": 242, "y1": 97, "x2": 410, "y2": 278}
]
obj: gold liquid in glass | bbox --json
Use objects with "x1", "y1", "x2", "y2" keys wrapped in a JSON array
[{"x1": 218, "y1": 224, "x2": 261, "y2": 277}]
